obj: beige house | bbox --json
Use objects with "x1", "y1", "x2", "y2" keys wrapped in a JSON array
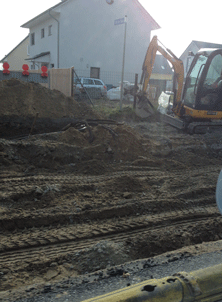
[
  {"x1": 0, "y1": 35, "x2": 30, "y2": 70},
  {"x1": 149, "y1": 54, "x2": 173, "y2": 100}
]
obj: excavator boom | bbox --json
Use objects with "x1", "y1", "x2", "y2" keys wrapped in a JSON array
[
  {"x1": 142, "y1": 36, "x2": 184, "y2": 114},
  {"x1": 137, "y1": 36, "x2": 184, "y2": 119}
]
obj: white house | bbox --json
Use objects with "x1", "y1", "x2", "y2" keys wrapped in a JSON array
[
  {"x1": 21, "y1": 0, "x2": 160, "y2": 85},
  {"x1": 180, "y1": 40, "x2": 222, "y2": 76}
]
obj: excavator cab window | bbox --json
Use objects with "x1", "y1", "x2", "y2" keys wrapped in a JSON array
[
  {"x1": 183, "y1": 50, "x2": 222, "y2": 111},
  {"x1": 183, "y1": 54, "x2": 207, "y2": 108},
  {"x1": 199, "y1": 54, "x2": 222, "y2": 110}
]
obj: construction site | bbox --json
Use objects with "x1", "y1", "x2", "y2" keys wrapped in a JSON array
[{"x1": 0, "y1": 77, "x2": 222, "y2": 301}]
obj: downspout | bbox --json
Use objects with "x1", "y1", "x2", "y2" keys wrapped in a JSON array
[{"x1": 48, "y1": 9, "x2": 60, "y2": 68}]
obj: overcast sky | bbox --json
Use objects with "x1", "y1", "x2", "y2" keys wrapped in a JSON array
[{"x1": 1, "y1": 0, "x2": 221, "y2": 61}]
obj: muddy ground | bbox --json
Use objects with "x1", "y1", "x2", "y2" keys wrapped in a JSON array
[{"x1": 0, "y1": 79, "x2": 222, "y2": 301}]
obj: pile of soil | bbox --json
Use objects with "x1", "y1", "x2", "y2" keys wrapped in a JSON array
[
  {"x1": 0, "y1": 123, "x2": 148, "y2": 173},
  {"x1": 0, "y1": 80, "x2": 151, "y2": 172},
  {"x1": 0, "y1": 78, "x2": 95, "y2": 118},
  {"x1": 0, "y1": 78, "x2": 101, "y2": 137}
]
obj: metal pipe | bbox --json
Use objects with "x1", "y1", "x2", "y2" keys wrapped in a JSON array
[
  {"x1": 120, "y1": 15, "x2": 127, "y2": 111},
  {"x1": 48, "y1": 9, "x2": 60, "y2": 68},
  {"x1": 82, "y1": 263, "x2": 222, "y2": 302}
]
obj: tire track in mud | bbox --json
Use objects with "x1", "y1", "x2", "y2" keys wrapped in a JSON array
[
  {"x1": 0, "y1": 166, "x2": 219, "y2": 202},
  {"x1": 0, "y1": 165, "x2": 219, "y2": 185},
  {"x1": 0, "y1": 205, "x2": 220, "y2": 255},
  {"x1": 0, "y1": 194, "x2": 217, "y2": 232},
  {"x1": 0, "y1": 164, "x2": 221, "y2": 293},
  {"x1": 0, "y1": 166, "x2": 218, "y2": 233},
  {"x1": 0, "y1": 209, "x2": 221, "y2": 268}
]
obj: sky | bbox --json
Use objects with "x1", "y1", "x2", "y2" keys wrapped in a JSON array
[{"x1": 1, "y1": 0, "x2": 222, "y2": 61}]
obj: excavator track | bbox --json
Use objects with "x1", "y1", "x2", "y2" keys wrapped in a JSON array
[{"x1": 187, "y1": 121, "x2": 222, "y2": 134}]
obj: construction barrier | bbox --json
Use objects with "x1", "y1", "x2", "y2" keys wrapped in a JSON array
[
  {"x1": 0, "y1": 64, "x2": 74, "y2": 97},
  {"x1": 83, "y1": 263, "x2": 222, "y2": 302}
]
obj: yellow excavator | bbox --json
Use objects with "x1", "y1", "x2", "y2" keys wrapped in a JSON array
[{"x1": 137, "y1": 35, "x2": 222, "y2": 134}]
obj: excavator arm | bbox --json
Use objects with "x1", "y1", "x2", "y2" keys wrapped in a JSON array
[{"x1": 141, "y1": 36, "x2": 184, "y2": 116}]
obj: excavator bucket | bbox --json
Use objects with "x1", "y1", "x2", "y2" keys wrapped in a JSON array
[{"x1": 135, "y1": 92, "x2": 155, "y2": 118}]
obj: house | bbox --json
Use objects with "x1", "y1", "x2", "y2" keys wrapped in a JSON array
[
  {"x1": 21, "y1": 0, "x2": 160, "y2": 86},
  {"x1": 0, "y1": 35, "x2": 30, "y2": 70},
  {"x1": 180, "y1": 40, "x2": 222, "y2": 76},
  {"x1": 149, "y1": 54, "x2": 173, "y2": 99}
]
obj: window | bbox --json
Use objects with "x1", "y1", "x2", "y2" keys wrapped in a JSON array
[
  {"x1": 94, "y1": 80, "x2": 103, "y2": 85},
  {"x1": 48, "y1": 25, "x2": 52, "y2": 36},
  {"x1": 203, "y1": 54, "x2": 222, "y2": 86},
  {"x1": 41, "y1": 28, "x2": 45, "y2": 38},
  {"x1": 74, "y1": 78, "x2": 81, "y2": 84},
  {"x1": 90, "y1": 67, "x2": 100, "y2": 79},
  {"x1": 183, "y1": 55, "x2": 207, "y2": 107},
  {"x1": 83, "y1": 79, "x2": 94, "y2": 85},
  {"x1": 31, "y1": 33, "x2": 35, "y2": 46}
]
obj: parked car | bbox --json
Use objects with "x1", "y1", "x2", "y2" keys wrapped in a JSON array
[{"x1": 74, "y1": 77, "x2": 107, "y2": 98}]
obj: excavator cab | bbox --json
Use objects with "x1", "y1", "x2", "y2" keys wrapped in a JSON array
[{"x1": 183, "y1": 49, "x2": 222, "y2": 113}]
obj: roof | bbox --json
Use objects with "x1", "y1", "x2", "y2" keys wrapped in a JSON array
[
  {"x1": 25, "y1": 51, "x2": 50, "y2": 60},
  {"x1": 133, "y1": 0, "x2": 160, "y2": 30},
  {"x1": 180, "y1": 40, "x2": 222, "y2": 59},
  {"x1": 21, "y1": 0, "x2": 160, "y2": 31},
  {"x1": 193, "y1": 40, "x2": 222, "y2": 49},
  {"x1": 0, "y1": 35, "x2": 29, "y2": 63},
  {"x1": 21, "y1": 1, "x2": 68, "y2": 28},
  {"x1": 152, "y1": 55, "x2": 173, "y2": 75}
]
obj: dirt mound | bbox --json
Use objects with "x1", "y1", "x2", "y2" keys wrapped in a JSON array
[
  {"x1": 58, "y1": 127, "x2": 89, "y2": 147},
  {"x1": 0, "y1": 78, "x2": 102, "y2": 137},
  {"x1": 0, "y1": 123, "x2": 148, "y2": 173},
  {"x1": 0, "y1": 78, "x2": 79, "y2": 118},
  {"x1": 59, "y1": 124, "x2": 146, "y2": 163}
]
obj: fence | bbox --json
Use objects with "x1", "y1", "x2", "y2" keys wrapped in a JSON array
[
  {"x1": 0, "y1": 67, "x2": 74, "y2": 97},
  {"x1": 74, "y1": 70, "x2": 165, "y2": 101},
  {"x1": 29, "y1": 68, "x2": 74, "y2": 97},
  {"x1": 49, "y1": 68, "x2": 73, "y2": 96},
  {"x1": 75, "y1": 69, "x2": 142, "y2": 88},
  {"x1": 1, "y1": 66, "x2": 162, "y2": 101}
]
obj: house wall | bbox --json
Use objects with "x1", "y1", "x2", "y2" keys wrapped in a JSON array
[
  {"x1": 28, "y1": 0, "x2": 153, "y2": 82},
  {"x1": 150, "y1": 79, "x2": 168, "y2": 100},
  {"x1": 180, "y1": 42, "x2": 199, "y2": 76},
  {"x1": 58, "y1": 0, "x2": 151, "y2": 76},
  {"x1": 29, "y1": 17, "x2": 58, "y2": 69},
  {"x1": 3, "y1": 38, "x2": 30, "y2": 70}
]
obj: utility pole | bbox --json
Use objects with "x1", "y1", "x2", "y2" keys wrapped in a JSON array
[{"x1": 120, "y1": 15, "x2": 127, "y2": 111}]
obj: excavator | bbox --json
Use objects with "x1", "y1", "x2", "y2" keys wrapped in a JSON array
[{"x1": 136, "y1": 35, "x2": 222, "y2": 134}]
